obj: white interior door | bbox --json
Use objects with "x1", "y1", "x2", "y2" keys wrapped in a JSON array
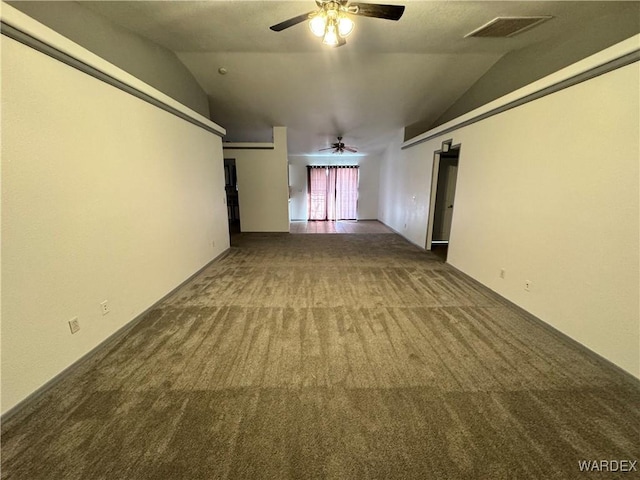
[
  {"x1": 432, "y1": 157, "x2": 459, "y2": 242},
  {"x1": 440, "y1": 162, "x2": 458, "y2": 241}
]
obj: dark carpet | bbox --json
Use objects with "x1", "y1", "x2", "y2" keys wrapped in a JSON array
[{"x1": 2, "y1": 233, "x2": 638, "y2": 479}]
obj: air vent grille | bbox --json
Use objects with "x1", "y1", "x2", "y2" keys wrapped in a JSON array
[{"x1": 465, "y1": 16, "x2": 553, "y2": 38}]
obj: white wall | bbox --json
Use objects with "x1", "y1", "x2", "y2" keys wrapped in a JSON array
[
  {"x1": 355, "y1": 155, "x2": 380, "y2": 220},
  {"x1": 288, "y1": 154, "x2": 381, "y2": 221},
  {"x1": 418, "y1": 3, "x2": 640, "y2": 136},
  {"x1": 379, "y1": 58, "x2": 639, "y2": 377},
  {"x1": 1, "y1": 35, "x2": 230, "y2": 413},
  {"x1": 8, "y1": 0, "x2": 210, "y2": 117},
  {"x1": 223, "y1": 127, "x2": 290, "y2": 232},
  {"x1": 378, "y1": 131, "x2": 432, "y2": 243},
  {"x1": 288, "y1": 161, "x2": 308, "y2": 221}
]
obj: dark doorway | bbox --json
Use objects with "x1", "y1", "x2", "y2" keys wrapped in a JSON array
[{"x1": 224, "y1": 158, "x2": 240, "y2": 235}]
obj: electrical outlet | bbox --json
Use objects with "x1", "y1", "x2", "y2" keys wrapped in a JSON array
[
  {"x1": 100, "y1": 300, "x2": 110, "y2": 315},
  {"x1": 525, "y1": 280, "x2": 532, "y2": 292},
  {"x1": 68, "y1": 317, "x2": 80, "y2": 334},
  {"x1": 500, "y1": 269, "x2": 506, "y2": 279}
]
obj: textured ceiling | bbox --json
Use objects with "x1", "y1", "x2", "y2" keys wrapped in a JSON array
[{"x1": 80, "y1": 1, "x2": 640, "y2": 155}]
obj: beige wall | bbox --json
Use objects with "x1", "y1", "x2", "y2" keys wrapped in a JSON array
[
  {"x1": 379, "y1": 56, "x2": 639, "y2": 377},
  {"x1": 1, "y1": 35, "x2": 229, "y2": 413},
  {"x1": 224, "y1": 128, "x2": 290, "y2": 232}
]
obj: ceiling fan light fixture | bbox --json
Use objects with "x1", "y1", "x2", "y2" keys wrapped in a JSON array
[
  {"x1": 308, "y1": 2, "x2": 352, "y2": 46},
  {"x1": 322, "y1": 19, "x2": 340, "y2": 46},
  {"x1": 338, "y1": 15, "x2": 354, "y2": 37},
  {"x1": 309, "y1": 13, "x2": 327, "y2": 37},
  {"x1": 270, "y1": 1, "x2": 405, "y2": 45}
]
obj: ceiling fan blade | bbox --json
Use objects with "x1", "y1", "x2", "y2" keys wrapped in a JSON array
[
  {"x1": 270, "y1": 11, "x2": 315, "y2": 32},
  {"x1": 350, "y1": 3, "x2": 405, "y2": 21},
  {"x1": 319, "y1": 147, "x2": 335, "y2": 151},
  {"x1": 344, "y1": 147, "x2": 358, "y2": 153}
]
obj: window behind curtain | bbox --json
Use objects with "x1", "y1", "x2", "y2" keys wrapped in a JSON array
[
  {"x1": 335, "y1": 167, "x2": 358, "y2": 220},
  {"x1": 327, "y1": 167, "x2": 338, "y2": 220},
  {"x1": 307, "y1": 166, "x2": 358, "y2": 221},
  {"x1": 308, "y1": 167, "x2": 328, "y2": 220}
]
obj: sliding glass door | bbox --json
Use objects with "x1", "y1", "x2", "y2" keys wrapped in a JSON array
[{"x1": 307, "y1": 166, "x2": 358, "y2": 221}]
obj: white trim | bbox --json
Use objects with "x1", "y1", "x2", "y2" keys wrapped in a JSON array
[
  {"x1": 403, "y1": 34, "x2": 640, "y2": 150},
  {"x1": 0, "y1": 3, "x2": 226, "y2": 137},
  {"x1": 463, "y1": 16, "x2": 553, "y2": 39},
  {"x1": 425, "y1": 151, "x2": 441, "y2": 250}
]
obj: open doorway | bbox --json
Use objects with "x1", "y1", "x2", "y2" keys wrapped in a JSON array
[
  {"x1": 224, "y1": 158, "x2": 240, "y2": 235},
  {"x1": 426, "y1": 141, "x2": 460, "y2": 261}
]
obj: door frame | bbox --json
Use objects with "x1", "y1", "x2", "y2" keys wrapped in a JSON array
[{"x1": 426, "y1": 139, "x2": 461, "y2": 250}]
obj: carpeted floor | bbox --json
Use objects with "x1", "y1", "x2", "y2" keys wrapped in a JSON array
[{"x1": 2, "y1": 233, "x2": 638, "y2": 479}]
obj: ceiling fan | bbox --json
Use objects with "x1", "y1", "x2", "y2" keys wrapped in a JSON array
[
  {"x1": 270, "y1": 1, "x2": 405, "y2": 47},
  {"x1": 319, "y1": 137, "x2": 358, "y2": 154}
]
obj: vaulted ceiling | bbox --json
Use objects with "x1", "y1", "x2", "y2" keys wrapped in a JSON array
[{"x1": 29, "y1": 1, "x2": 640, "y2": 155}]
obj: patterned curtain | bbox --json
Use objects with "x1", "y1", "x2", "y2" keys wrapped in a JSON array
[
  {"x1": 326, "y1": 167, "x2": 338, "y2": 220},
  {"x1": 335, "y1": 166, "x2": 358, "y2": 220},
  {"x1": 308, "y1": 167, "x2": 327, "y2": 220},
  {"x1": 307, "y1": 166, "x2": 358, "y2": 221}
]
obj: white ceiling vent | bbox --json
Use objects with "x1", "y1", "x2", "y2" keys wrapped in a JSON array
[{"x1": 465, "y1": 16, "x2": 553, "y2": 38}]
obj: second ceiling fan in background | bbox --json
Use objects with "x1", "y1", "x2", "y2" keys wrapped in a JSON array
[
  {"x1": 319, "y1": 137, "x2": 358, "y2": 154},
  {"x1": 270, "y1": 1, "x2": 405, "y2": 47}
]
